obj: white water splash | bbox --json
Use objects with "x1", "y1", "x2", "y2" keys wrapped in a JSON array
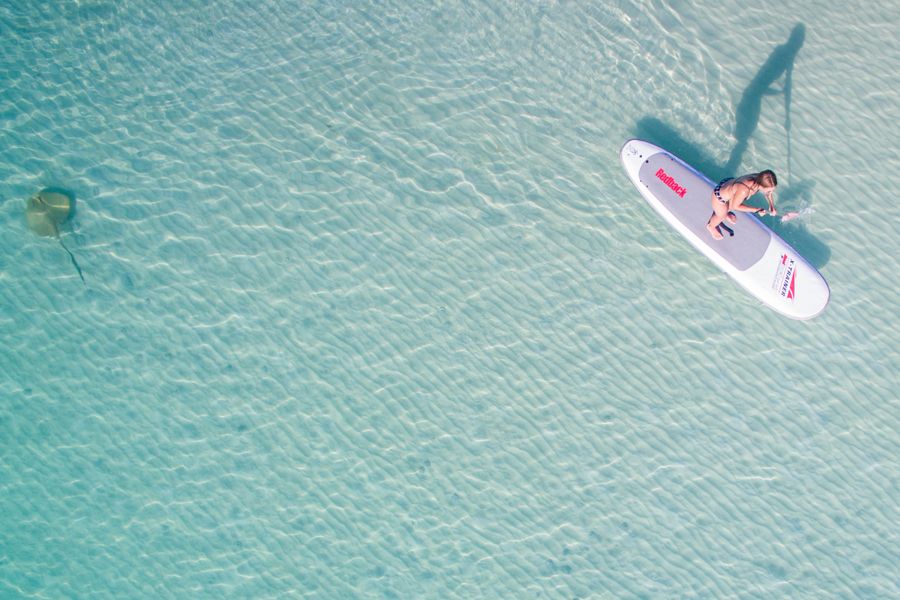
[{"x1": 780, "y1": 206, "x2": 815, "y2": 223}]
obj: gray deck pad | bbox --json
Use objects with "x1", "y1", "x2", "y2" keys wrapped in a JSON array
[{"x1": 639, "y1": 153, "x2": 770, "y2": 271}]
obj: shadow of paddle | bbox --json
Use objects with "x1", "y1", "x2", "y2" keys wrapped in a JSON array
[{"x1": 633, "y1": 23, "x2": 829, "y2": 269}]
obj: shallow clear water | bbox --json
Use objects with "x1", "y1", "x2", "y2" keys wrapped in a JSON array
[{"x1": 1, "y1": 1, "x2": 898, "y2": 598}]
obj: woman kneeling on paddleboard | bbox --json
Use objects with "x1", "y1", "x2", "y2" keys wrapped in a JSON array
[{"x1": 706, "y1": 170, "x2": 777, "y2": 239}]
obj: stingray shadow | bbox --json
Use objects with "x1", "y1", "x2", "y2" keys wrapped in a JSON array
[{"x1": 633, "y1": 23, "x2": 829, "y2": 269}]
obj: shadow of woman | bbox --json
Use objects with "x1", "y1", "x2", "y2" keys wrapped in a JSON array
[
  {"x1": 633, "y1": 24, "x2": 829, "y2": 268},
  {"x1": 726, "y1": 24, "x2": 806, "y2": 176}
]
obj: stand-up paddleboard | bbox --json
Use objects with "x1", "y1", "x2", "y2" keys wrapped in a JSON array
[{"x1": 620, "y1": 139, "x2": 829, "y2": 319}]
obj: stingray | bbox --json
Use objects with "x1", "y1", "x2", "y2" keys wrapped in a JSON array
[{"x1": 26, "y1": 188, "x2": 85, "y2": 284}]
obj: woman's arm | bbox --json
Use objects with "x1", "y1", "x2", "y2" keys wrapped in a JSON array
[
  {"x1": 764, "y1": 190, "x2": 776, "y2": 215},
  {"x1": 732, "y1": 204, "x2": 765, "y2": 213},
  {"x1": 727, "y1": 183, "x2": 753, "y2": 211}
]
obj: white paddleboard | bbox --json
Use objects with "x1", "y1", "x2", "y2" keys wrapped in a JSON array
[{"x1": 620, "y1": 139, "x2": 829, "y2": 320}]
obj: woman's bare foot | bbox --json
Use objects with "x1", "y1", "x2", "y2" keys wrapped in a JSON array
[
  {"x1": 707, "y1": 224, "x2": 724, "y2": 240},
  {"x1": 726, "y1": 212, "x2": 737, "y2": 224}
]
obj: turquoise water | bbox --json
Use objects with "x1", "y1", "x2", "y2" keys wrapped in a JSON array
[{"x1": 1, "y1": 1, "x2": 898, "y2": 597}]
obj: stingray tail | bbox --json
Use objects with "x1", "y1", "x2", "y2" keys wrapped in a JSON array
[
  {"x1": 50, "y1": 220, "x2": 85, "y2": 285},
  {"x1": 58, "y1": 237, "x2": 85, "y2": 285}
]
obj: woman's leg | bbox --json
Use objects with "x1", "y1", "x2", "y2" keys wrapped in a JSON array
[{"x1": 706, "y1": 199, "x2": 729, "y2": 239}]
